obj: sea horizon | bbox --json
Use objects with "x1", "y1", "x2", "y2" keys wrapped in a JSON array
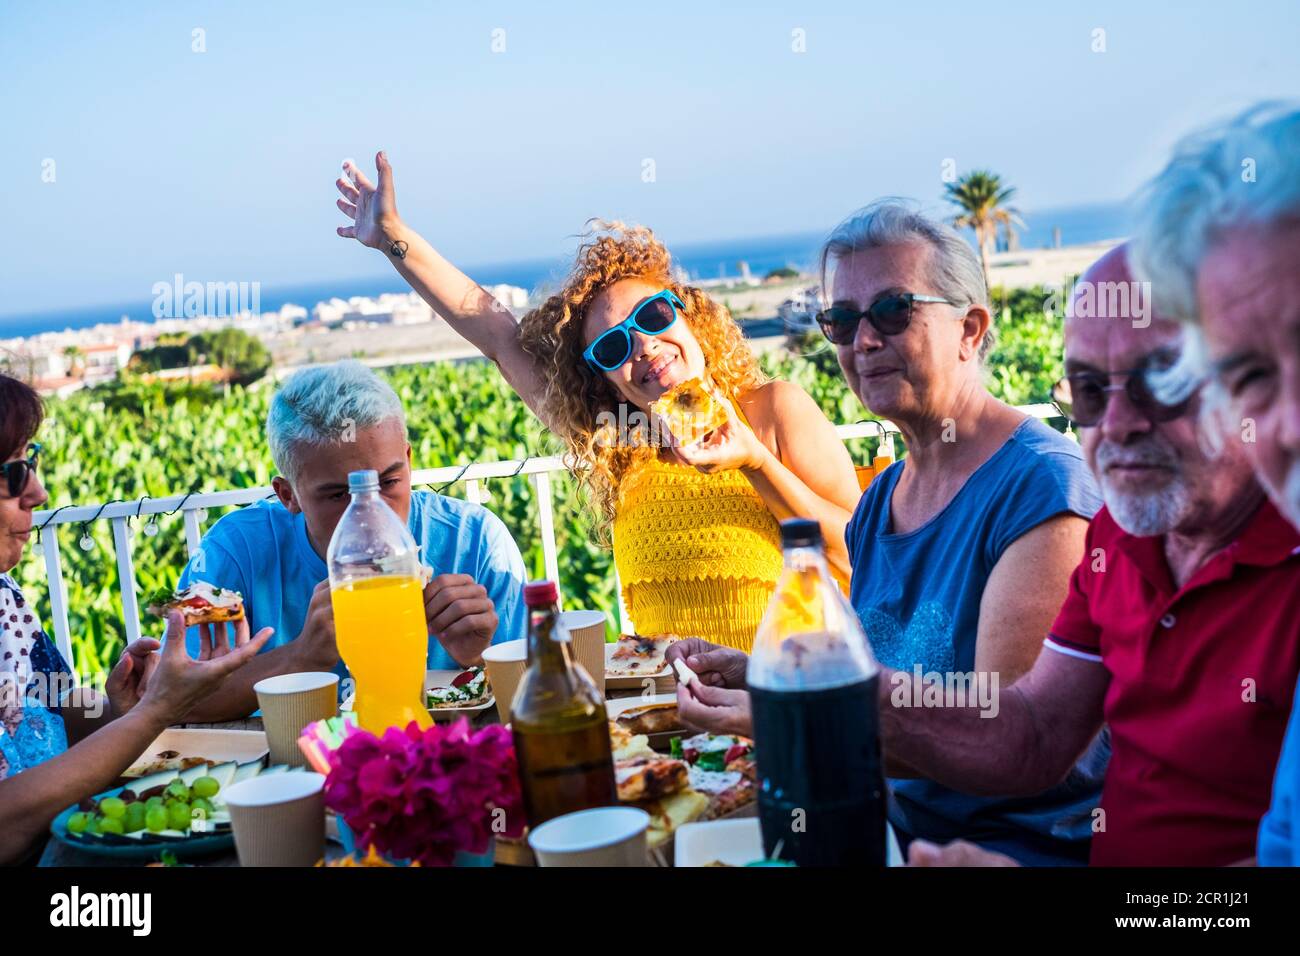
[{"x1": 0, "y1": 200, "x2": 1131, "y2": 340}]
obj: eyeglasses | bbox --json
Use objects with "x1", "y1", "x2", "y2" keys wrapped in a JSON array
[
  {"x1": 1052, "y1": 361, "x2": 1201, "y2": 427},
  {"x1": 583, "y1": 290, "x2": 683, "y2": 373},
  {"x1": 2, "y1": 443, "x2": 41, "y2": 498},
  {"x1": 816, "y1": 293, "x2": 955, "y2": 345}
]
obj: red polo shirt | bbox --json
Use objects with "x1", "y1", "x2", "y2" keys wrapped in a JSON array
[{"x1": 1045, "y1": 499, "x2": 1300, "y2": 866}]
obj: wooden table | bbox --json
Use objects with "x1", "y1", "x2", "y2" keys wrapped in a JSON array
[{"x1": 41, "y1": 681, "x2": 675, "y2": 867}]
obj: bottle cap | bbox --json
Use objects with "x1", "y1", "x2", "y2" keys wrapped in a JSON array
[
  {"x1": 779, "y1": 517, "x2": 822, "y2": 549},
  {"x1": 347, "y1": 469, "x2": 379, "y2": 493},
  {"x1": 523, "y1": 580, "x2": 558, "y2": 607}
]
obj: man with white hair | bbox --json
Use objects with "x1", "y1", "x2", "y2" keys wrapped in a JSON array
[
  {"x1": 175, "y1": 360, "x2": 527, "y2": 722},
  {"x1": 1130, "y1": 102, "x2": 1300, "y2": 865}
]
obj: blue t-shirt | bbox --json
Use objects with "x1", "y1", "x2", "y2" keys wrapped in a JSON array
[
  {"x1": 1259, "y1": 674, "x2": 1300, "y2": 866},
  {"x1": 847, "y1": 417, "x2": 1109, "y2": 865},
  {"x1": 178, "y1": 491, "x2": 527, "y2": 697}
]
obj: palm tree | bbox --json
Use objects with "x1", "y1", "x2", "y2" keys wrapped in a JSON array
[
  {"x1": 62, "y1": 345, "x2": 85, "y2": 378},
  {"x1": 944, "y1": 170, "x2": 1023, "y2": 291}
]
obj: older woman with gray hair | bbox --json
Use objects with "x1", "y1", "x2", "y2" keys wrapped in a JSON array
[
  {"x1": 823, "y1": 200, "x2": 1110, "y2": 864},
  {"x1": 1130, "y1": 102, "x2": 1300, "y2": 866},
  {"x1": 674, "y1": 200, "x2": 1109, "y2": 864}
]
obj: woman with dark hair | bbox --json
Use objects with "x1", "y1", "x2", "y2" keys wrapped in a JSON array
[{"x1": 0, "y1": 375, "x2": 272, "y2": 864}]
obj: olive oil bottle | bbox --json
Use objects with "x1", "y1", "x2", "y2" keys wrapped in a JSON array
[{"x1": 510, "y1": 580, "x2": 616, "y2": 827}]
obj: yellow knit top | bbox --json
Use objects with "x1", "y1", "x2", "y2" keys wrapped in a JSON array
[{"x1": 612, "y1": 449, "x2": 782, "y2": 653}]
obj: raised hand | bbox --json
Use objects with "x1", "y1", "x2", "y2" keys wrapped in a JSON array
[{"x1": 336, "y1": 151, "x2": 402, "y2": 250}]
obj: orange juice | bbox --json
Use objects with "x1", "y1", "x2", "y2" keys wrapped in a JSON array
[{"x1": 332, "y1": 575, "x2": 432, "y2": 733}]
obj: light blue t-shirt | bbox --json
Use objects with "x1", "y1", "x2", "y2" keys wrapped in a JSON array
[
  {"x1": 1259, "y1": 674, "x2": 1300, "y2": 865},
  {"x1": 177, "y1": 491, "x2": 527, "y2": 696},
  {"x1": 847, "y1": 417, "x2": 1109, "y2": 865}
]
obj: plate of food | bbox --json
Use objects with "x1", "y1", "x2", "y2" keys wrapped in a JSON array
[
  {"x1": 123, "y1": 727, "x2": 269, "y2": 778},
  {"x1": 49, "y1": 760, "x2": 304, "y2": 861},
  {"x1": 492, "y1": 712, "x2": 722, "y2": 867},
  {"x1": 425, "y1": 666, "x2": 494, "y2": 720},
  {"x1": 606, "y1": 693, "x2": 681, "y2": 738},
  {"x1": 605, "y1": 634, "x2": 678, "y2": 689},
  {"x1": 670, "y1": 731, "x2": 757, "y2": 820},
  {"x1": 145, "y1": 580, "x2": 245, "y2": 625}
]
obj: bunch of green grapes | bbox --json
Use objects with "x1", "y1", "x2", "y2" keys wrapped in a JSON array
[{"x1": 66, "y1": 774, "x2": 222, "y2": 836}]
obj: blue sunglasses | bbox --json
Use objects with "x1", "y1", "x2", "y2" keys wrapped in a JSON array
[{"x1": 582, "y1": 290, "x2": 683, "y2": 373}]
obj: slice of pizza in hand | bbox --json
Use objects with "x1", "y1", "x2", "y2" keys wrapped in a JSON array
[
  {"x1": 146, "y1": 581, "x2": 245, "y2": 626},
  {"x1": 649, "y1": 377, "x2": 729, "y2": 447}
]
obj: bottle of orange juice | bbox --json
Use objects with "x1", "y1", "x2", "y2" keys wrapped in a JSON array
[{"x1": 327, "y1": 469, "x2": 432, "y2": 734}]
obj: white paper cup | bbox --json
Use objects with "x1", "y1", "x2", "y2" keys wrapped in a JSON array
[
  {"x1": 224, "y1": 771, "x2": 326, "y2": 867},
  {"x1": 528, "y1": 806, "x2": 651, "y2": 867},
  {"x1": 559, "y1": 610, "x2": 607, "y2": 698},
  {"x1": 482, "y1": 638, "x2": 527, "y2": 723},
  {"x1": 254, "y1": 672, "x2": 338, "y2": 767}
]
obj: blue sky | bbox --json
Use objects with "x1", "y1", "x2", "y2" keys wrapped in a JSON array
[{"x1": 2, "y1": 0, "x2": 1298, "y2": 317}]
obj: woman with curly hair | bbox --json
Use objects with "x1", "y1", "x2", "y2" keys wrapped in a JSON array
[{"x1": 334, "y1": 153, "x2": 860, "y2": 650}]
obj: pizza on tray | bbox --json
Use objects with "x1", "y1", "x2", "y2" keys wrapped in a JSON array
[
  {"x1": 426, "y1": 666, "x2": 491, "y2": 709},
  {"x1": 607, "y1": 634, "x2": 678, "y2": 678},
  {"x1": 671, "y1": 731, "x2": 757, "y2": 820}
]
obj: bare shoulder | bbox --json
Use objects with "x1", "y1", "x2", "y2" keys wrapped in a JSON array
[
  {"x1": 999, "y1": 512, "x2": 1090, "y2": 567},
  {"x1": 738, "y1": 379, "x2": 821, "y2": 428}
]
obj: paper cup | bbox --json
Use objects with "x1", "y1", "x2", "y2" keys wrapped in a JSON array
[
  {"x1": 528, "y1": 806, "x2": 650, "y2": 867},
  {"x1": 224, "y1": 771, "x2": 326, "y2": 867},
  {"x1": 254, "y1": 672, "x2": 338, "y2": 767},
  {"x1": 560, "y1": 610, "x2": 607, "y2": 698},
  {"x1": 482, "y1": 638, "x2": 527, "y2": 723}
]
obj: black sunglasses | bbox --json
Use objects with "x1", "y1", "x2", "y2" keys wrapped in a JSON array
[
  {"x1": 1052, "y1": 360, "x2": 1201, "y2": 427},
  {"x1": 816, "y1": 293, "x2": 955, "y2": 345},
  {"x1": 2, "y1": 443, "x2": 40, "y2": 498}
]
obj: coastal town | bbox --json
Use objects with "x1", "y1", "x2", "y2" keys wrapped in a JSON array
[{"x1": 0, "y1": 242, "x2": 1116, "y2": 397}]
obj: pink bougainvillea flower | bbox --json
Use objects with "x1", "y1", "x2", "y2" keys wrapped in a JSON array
[{"x1": 323, "y1": 718, "x2": 524, "y2": 865}]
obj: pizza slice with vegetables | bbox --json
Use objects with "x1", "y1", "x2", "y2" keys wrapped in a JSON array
[
  {"x1": 426, "y1": 666, "x2": 491, "y2": 708},
  {"x1": 671, "y1": 732, "x2": 757, "y2": 819},
  {"x1": 146, "y1": 581, "x2": 244, "y2": 627}
]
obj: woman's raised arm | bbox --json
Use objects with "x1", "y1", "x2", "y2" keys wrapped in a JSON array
[{"x1": 335, "y1": 152, "x2": 550, "y2": 420}]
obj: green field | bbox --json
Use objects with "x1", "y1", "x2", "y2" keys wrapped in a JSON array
[{"x1": 25, "y1": 286, "x2": 1065, "y2": 682}]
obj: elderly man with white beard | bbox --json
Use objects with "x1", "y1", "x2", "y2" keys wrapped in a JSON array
[
  {"x1": 893, "y1": 244, "x2": 1300, "y2": 866},
  {"x1": 1130, "y1": 102, "x2": 1300, "y2": 866}
]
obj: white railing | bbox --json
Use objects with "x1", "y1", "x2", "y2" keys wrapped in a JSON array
[{"x1": 30, "y1": 406, "x2": 1063, "y2": 674}]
